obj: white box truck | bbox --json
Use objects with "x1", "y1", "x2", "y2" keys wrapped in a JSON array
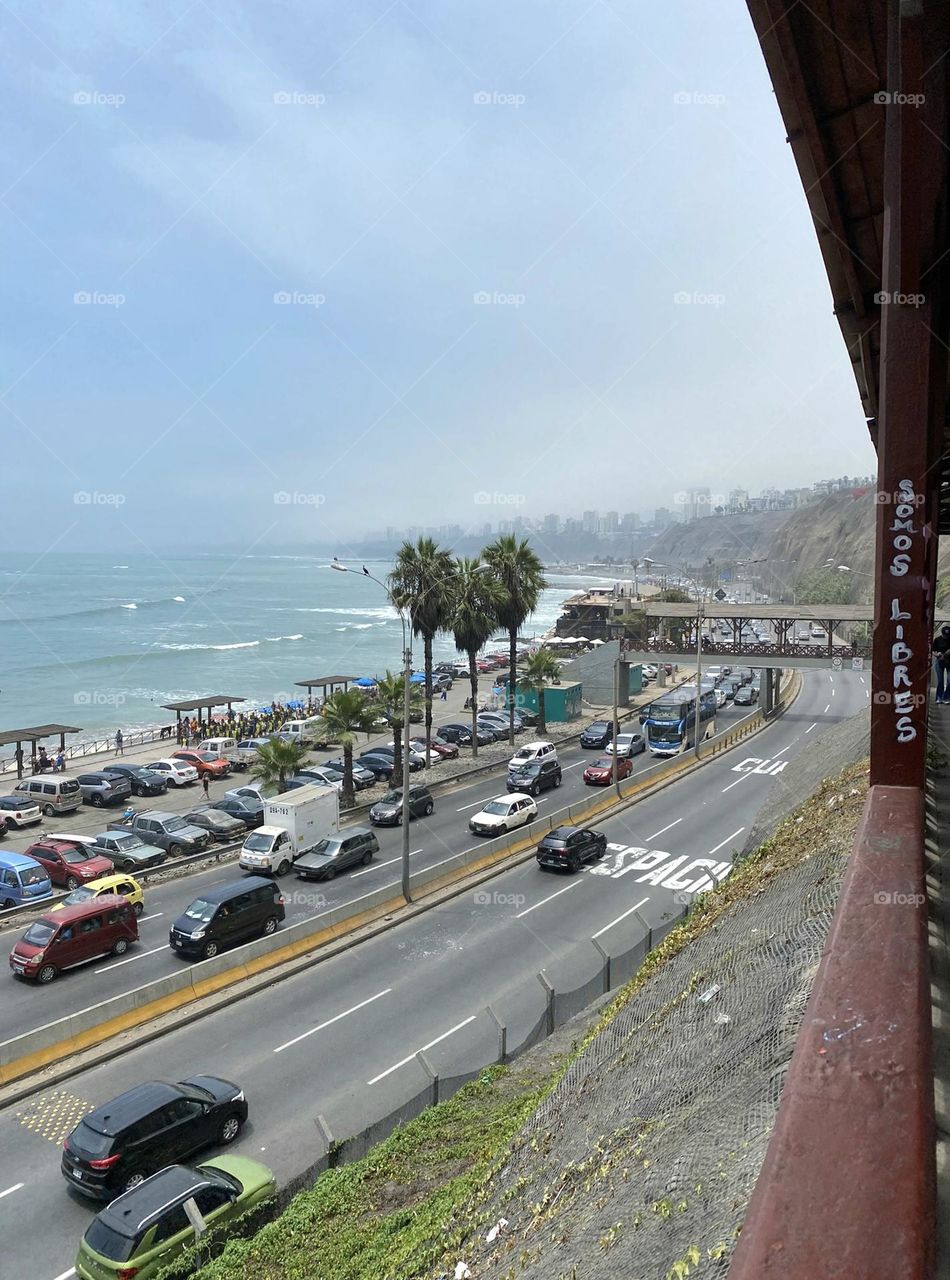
[{"x1": 238, "y1": 783, "x2": 339, "y2": 875}]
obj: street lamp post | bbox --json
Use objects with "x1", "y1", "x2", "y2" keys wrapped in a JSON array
[{"x1": 331, "y1": 559, "x2": 413, "y2": 903}]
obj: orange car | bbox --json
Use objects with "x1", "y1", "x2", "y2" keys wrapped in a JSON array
[{"x1": 171, "y1": 749, "x2": 231, "y2": 778}]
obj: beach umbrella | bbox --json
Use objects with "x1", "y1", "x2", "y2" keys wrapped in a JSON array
[
  {"x1": 590, "y1": 638, "x2": 606, "y2": 646},
  {"x1": 409, "y1": 672, "x2": 426, "y2": 683},
  {"x1": 286, "y1": 699, "x2": 304, "y2": 709},
  {"x1": 355, "y1": 677, "x2": 377, "y2": 687}
]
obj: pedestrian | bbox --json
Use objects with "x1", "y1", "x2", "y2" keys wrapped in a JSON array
[
  {"x1": 440, "y1": 686, "x2": 448, "y2": 701},
  {"x1": 54, "y1": 749, "x2": 65, "y2": 772},
  {"x1": 114, "y1": 729, "x2": 124, "y2": 756},
  {"x1": 201, "y1": 773, "x2": 210, "y2": 800},
  {"x1": 933, "y1": 623, "x2": 950, "y2": 704}
]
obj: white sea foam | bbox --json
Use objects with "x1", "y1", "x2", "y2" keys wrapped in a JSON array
[
  {"x1": 172, "y1": 596, "x2": 185, "y2": 602},
  {"x1": 121, "y1": 603, "x2": 137, "y2": 609},
  {"x1": 294, "y1": 606, "x2": 396, "y2": 619}
]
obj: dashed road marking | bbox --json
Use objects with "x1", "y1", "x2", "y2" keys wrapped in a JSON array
[
  {"x1": 368, "y1": 1015, "x2": 477, "y2": 1085},
  {"x1": 274, "y1": 988, "x2": 391, "y2": 1054}
]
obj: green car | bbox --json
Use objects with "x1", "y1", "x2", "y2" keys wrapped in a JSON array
[{"x1": 75, "y1": 1155, "x2": 275, "y2": 1279}]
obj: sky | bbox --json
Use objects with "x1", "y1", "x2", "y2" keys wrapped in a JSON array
[{"x1": 2, "y1": 0, "x2": 877, "y2": 553}]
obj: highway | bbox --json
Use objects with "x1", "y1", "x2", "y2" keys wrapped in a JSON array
[{"x1": 0, "y1": 669, "x2": 869, "y2": 1280}]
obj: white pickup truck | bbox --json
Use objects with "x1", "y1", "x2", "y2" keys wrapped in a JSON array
[{"x1": 238, "y1": 783, "x2": 339, "y2": 875}]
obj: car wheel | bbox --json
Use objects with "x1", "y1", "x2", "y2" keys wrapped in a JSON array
[
  {"x1": 44, "y1": 804, "x2": 55, "y2": 817},
  {"x1": 395, "y1": 812, "x2": 402, "y2": 825},
  {"x1": 91, "y1": 793, "x2": 103, "y2": 807},
  {"x1": 554, "y1": 774, "x2": 562, "y2": 787},
  {"x1": 133, "y1": 902, "x2": 144, "y2": 916},
  {"x1": 122, "y1": 1172, "x2": 146, "y2": 1193},
  {"x1": 112, "y1": 937, "x2": 129, "y2": 956},
  {"x1": 362, "y1": 850, "x2": 373, "y2": 866},
  {"x1": 219, "y1": 1114, "x2": 242, "y2": 1144},
  {"x1": 37, "y1": 963, "x2": 58, "y2": 984},
  {"x1": 323, "y1": 865, "x2": 336, "y2": 881},
  {"x1": 568, "y1": 855, "x2": 581, "y2": 874},
  {"x1": 65, "y1": 876, "x2": 80, "y2": 891},
  {"x1": 2, "y1": 897, "x2": 15, "y2": 909},
  {"x1": 424, "y1": 801, "x2": 433, "y2": 816},
  {"x1": 531, "y1": 784, "x2": 540, "y2": 797},
  {"x1": 202, "y1": 940, "x2": 219, "y2": 960},
  {"x1": 168, "y1": 843, "x2": 183, "y2": 857},
  {"x1": 263, "y1": 916, "x2": 278, "y2": 935},
  {"x1": 275, "y1": 859, "x2": 291, "y2": 877}
]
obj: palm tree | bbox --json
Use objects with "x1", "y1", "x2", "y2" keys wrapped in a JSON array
[
  {"x1": 389, "y1": 538, "x2": 456, "y2": 758},
  {"x1": 518, "y1": 649, "x2": 562, "y2": 735},
  {"x1": 483, "y1": 536, "x2": 547, "y2": 744},
  {"x1": 449, "y1": 558, "x2": 506, "y2": 755},
  {"x1": 375, "y1": 671, "x2": 423, "y2": 787},
  {"x1": 315, "y1": 689, "x2": 378, "y2": 808},
  {"x1": 249, "y1": 736, "x2": 312, "y2": 794}
]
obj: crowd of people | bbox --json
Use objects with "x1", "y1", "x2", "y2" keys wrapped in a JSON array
[{"x1": 170, "y1": 700, "x2": 321, "y2": 747}]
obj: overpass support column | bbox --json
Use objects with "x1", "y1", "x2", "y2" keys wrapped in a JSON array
[{"x1": 762, "y1": 668, "x2": 775, "y2": 716}]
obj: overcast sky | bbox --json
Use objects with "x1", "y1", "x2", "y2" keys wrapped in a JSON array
[{"x1": 3, "y1": 0, "x2": 876, "y2": 552}]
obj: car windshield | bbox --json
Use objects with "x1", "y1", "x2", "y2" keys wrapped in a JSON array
[
  {"x1": 588, "y1": 722, "x2": 609, "y2": 733},
  {"x1": 184, "y1": 898, "x2": 216, "y2": 922},
  {"x1": 591, "y1": 758, "x2": 612, "y2": 769},
  {"x1": 243, "y1": 833, "x2": 274, "y2": 852},
  {"x1": 164, "y1": 817, "x2": 186, "y2": 832},
  {"x1": 23, "y1": 920, "x2": 56, "y2": 946},
  {"x1": 111, "y1": 834, "x2": 141, "y2": 849},
  {"x1": 83, "y1": 1218, "x2": 136, "y2": 1263},
  {"x1": 15, "y1": 865, "x2": 46, "y2": 888},
  {"x1": 63, "y1": 887, "x2": 95, "y2": 905},
  {"x1": 61, "y1": 847, "x2": 90, "y2": 864},
  {"x1": 482, "y1": 800, "x2": 510, "y2": 815},
  {"x1": 379, "y1": 790, "x2": 402, "y2": 805}
]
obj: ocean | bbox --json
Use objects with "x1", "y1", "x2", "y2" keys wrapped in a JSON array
[{"x1": 0, "y1": 553, "x2": 610, "y2": 739}]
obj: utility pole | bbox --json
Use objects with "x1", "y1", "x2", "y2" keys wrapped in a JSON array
[
  {"x1": 612, "y1": 647, "x2": 621, "y2": 795},
  {"x1": 693, "y1": 602, "x2": 703, "y2": 759}
]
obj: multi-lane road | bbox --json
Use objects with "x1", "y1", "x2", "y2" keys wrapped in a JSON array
[{"x1": 0, "y1": 669, "x2": 869, "y2": 1280}]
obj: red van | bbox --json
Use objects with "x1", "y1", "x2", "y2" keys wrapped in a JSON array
[{"x1": 9, "y1": 896, "x2": 138, "y2": 984}]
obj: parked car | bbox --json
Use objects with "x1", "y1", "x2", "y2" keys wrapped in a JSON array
[
  {"x1": 469, "y1": 793, "x2": 538, "y2": 836},
  {"x1": 171, "y1": 749, "x2": 232, "y2": 779},
  {"x1": 382, "y1": 742, "x2": 430, "y2": 767},
  {"x1": 73, "y1": 1157, "x2": 276, "y2": 1279},
  {"x1": 508, "y1": 741, "x2": 557, "y2": 770},
  {"x1": 13, "y1": 774, "x2": 82, "y2": 816},
  {"x1": 293, "y1": 766, "x2": 345, "y2": 791},
  {"x1": 536, "y1": 825, "x2": 607, "y2": 873},
  {"x1": 506, "y1": 757, "x2": 563, "y2": 797},
  {"x1": 183, "y1": 807, "x2": 248, "y2": 842},
  {"x1": 169, "y1": 878, "x2": 285, "y2": 960},
  {"x1": 410, "y1": 736, "x2": 459, "y2": 760},
  {"x1": 0, "y1": 851, "x2": 53, "y2": 909},
  {"x1": 439, "y1": 723, "x2": 495, "y2": 746},
  {"x1": 583, "y1": 755, "x2": 633, "y2": 785},
  {"x1": 235, "y1": 737, "x2": 275, "y2": 764},
  {"x1": 10, "y1": 896, "x2": 138, "y2": 982},
  {"x1": 102, "y1": 764, "x2": 168, "y2": 797},
  {"x1": 62, "y1": 1076, "x2": 249, "y2": 1200},
  {"x1": 88, "y1": 831, "x2": 166, "y2": 873},
  {"x1": 0, "y1": 794, "x2": 42, "y2": 828},
  {"x1": 477, "y1": 716, "x2": 521, "y2": 739},
  {"x1": 76, "y1": 772, "x2": 133, "y2": 808},
  {"x1": 369, "y1": 785, "x2": 434, "y2": 826},
  {"x1": 0, "y1": 811, "x2": 7, "y2": 838},
  {"x1": 145, "y1": 759, "x2": 199, "y2": 788},
  {"x1": 295, "y1": 827, "x2": 379, "y2": 880},
  {"x1": 580, "y1": 720, "x2": 613, "y2": 749},
  {"x1": 356, "y1": 753, "x2": 396, "y2": 780},
  {"x1": 432, "y1": 672, "x2": 453, "y2": 691},
  {"x1": 53, "y1": 874, "x2": 144, "y2": 916},
  {"x1": 322, "y1": 759, "x2": 376, "y2": 788},
  {"x1": 107, "y1": 811, "x2": 211, "y2": 857},
  {"x1": 23, "y1": 837, "x2": 113, "y2": 889},
  {"x1": 212, "y1": 796, "x2": 265, "y2": 828},
  {"x1": 223, "y1": 783, "x2": 270, "y2": 804}
]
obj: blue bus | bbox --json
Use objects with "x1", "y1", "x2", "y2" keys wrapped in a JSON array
[{"x1": 644, "y1": 686, "x2": 717, "y2": 755}]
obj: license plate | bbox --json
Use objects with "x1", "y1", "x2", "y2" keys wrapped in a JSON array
[
  {"x1": 171, "y1": 938, "x2": 181, "y2": 949},
  {"x1": 72, "y1": 1169, "x2": 83, "y2": 1180}
]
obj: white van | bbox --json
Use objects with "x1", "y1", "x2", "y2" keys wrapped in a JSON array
[
  {"x1": 13, "y1": 775, "x2": 83, "y2": 817},
  {"x1": 279, "y1": 717, "x2": 323, "y2": 744},
  {"x1": 508, "y1": 741, "x2": 557, "y2": 770},
  {"x1": 201, "y1": 737, "x2": 245, "y2": 769}
]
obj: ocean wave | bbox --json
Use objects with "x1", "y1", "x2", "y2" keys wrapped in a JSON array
[
  {"x1": 264, "y1": 634, "x2": 303, "y2": 642},
  {"x1": 173, "y1": 596, "x2": 185, "y2": 602},
  {"x1": 293, "y1": 606, "x2": 397, "y2": 619},
  {"x1": 0, "y1": 596, "x2": 190, "y2": 626},
  {"x1": 121, "y1": 603, "x2": 137, "y2": 609}
]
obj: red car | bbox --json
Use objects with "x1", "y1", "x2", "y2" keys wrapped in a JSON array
[
  {"x1": 583, "y1": 756, "x2": 633, "y2": 786},
  {"x1": 410, "y1": 736, "x2": 459, "y2": 760},
  {"x1": 23, "y1": 838, "x2": 113, "y2": 889},
  {"x1": 171, "y1": 749, "x2": 231, "y2": 778}
]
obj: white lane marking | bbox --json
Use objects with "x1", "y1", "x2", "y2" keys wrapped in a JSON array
[
  {"x1": 646, "y1": 818, "x2": 682, "y2": 842},
  {"x1": 707, "y1": 827, "x2": 745, "y2": 858},
  {"x1": 721, "y1": 773, "x2": 751, "y2": 793},
  {"x1": 823, "y1": 703, "x2": 831, "y2": 713},
  {"x1": 831, "y1": 686, "x2": 836, "y2": 697},
  {"x1": 274, "y1": 988, "x2": 391, "y2": 1054},
  {"x1": 516, "y1": 878, "x2": 585, "y2": 919},
  {"x1": 367, "y1": 1015, "x2": 477, "y2": 1085},
  {"x1": 561, "y1": 760, "x2": 584, "y2": 770},
  {"x1": 0, "y1": 1182, "x2": 23, "y2": 1200},
  {"x1": 51, "y1": 1270, "x2": 76, "y2": 1280},
  {"x1": 137, "y1": 913, "x2": 163, "y2": 923},
  {"x1": 859, "y1": 676, "x2": 866, "y2": 685},
  {"x1": 351, "y1": 849, "x2": 422, "y2": 878},
  {"x1": 94, "y1": 944, "x2": 167, "y2": 973},
  {"x1": 457, "y1": 797, "x2": 490, "y2": 812},
  {"x1": 592, "y1": 896, "x2": 650, "y2": 940},
  {"x1": 805, "y1": 722, "x2": 818, "y2": 733}
]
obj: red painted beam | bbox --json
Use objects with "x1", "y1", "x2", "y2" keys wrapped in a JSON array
[{"x1": 728, "y1": 785, "x2": 933, "y2": 1280}]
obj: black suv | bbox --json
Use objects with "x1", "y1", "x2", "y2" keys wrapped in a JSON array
[
  {"x1": 62, "y1": 1076, "x2": 248, "y2": 1200},
  {"x1": 103, "y1": 764, "x2": 168, "y2": 797},
  {"x1": 536, "y1": 825, "x2": 607, "y2": 873},
  {"x1": 369, "y1": 785, "x2": 435, "y2": 826},
  {"x1": 169, "y1": 877, "x2": 284, "y2": 960},
  {"x1": 580, "y1": 720, "x2": 613, "y2": 749},
  {"x1": 506, "y1": 758, "x2": 563, "y2": 797}
]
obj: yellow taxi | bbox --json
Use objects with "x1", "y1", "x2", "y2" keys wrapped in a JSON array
[{"x1": 50, "y1": 873, "x2": 144, "y2": 916}]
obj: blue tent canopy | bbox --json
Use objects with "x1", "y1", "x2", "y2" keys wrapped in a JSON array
[
  {"x1": 354, "y1": 677, "x2": 377, "y2": 687},
  {"x1": 286, "y1": 699, "x2": 304, "y2": 709},
  {"x1": 409, "y1": 672, "x2": 426, "y2": 683}
]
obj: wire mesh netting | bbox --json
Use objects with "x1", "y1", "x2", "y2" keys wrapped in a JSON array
[{"x1": 456, "y1": 839, "x2": 849, "y2": 1280}]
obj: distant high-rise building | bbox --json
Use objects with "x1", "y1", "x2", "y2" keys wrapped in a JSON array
[
  {"x1": 653, "y1": 506, "x2": 674, "y2": 528},
  {"x1": 684, "y1": 487, "x2": 712, "y2": 523},
  {"x1": 604, "y1": 511, "x2": 620, "y2": 533},
  {"x1": 622, "y1": 512, "x2": 640, "y2": 531},
  {"x1": 542, "y1": 513, "x2": 559, "y2": 535},
  {"x1": 727, "y1": 489, "x2": 748, "y2": 512},
  {"x1": 582, "y1": 510, "x2": 599, "y2": 534}
]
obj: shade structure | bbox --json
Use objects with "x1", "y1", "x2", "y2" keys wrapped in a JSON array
[
  {"x1": 590, "y1": 638, "x2": 606, "y2": 646},
  {"x1": 409, "y1": 672, "x2": 426, "y2": 683},
  {"x1": 354, "y1": 677, "x2": 377, "y2": 687}
]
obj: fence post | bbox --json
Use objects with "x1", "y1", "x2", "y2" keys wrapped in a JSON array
[
  {"x1": 486, "y1": 1003, "x2": 507, "y2": 1063},
  {"x1": 591, "y1": 938, "x2": 611, "y2": 992},
  {"x1": 315, "y1": 1113, "x2": 340, "y2": 1168},
  {"x1": 538, "y1": 971, "x2": 555, "y2": 1036},
  {"x1": 416, "y1": 1050, "x2": 439, "y2": 1106}
]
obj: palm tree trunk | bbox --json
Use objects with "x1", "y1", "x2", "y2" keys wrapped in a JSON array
[
  {"x1": 342, "y1": 742, "x2": 355, "y2": 809},
  {"x1": 468, "y1": 653, "x2": 479, "y2": 758},
  {"x1": 424, "y1": 633, "x2": 433, "y2": 764},
  {"x1": 538, "y1": 687, "x2": 546, "y2": 736},
  {"x1": 508, "y1": 626, "x2": 517, "y2": 745},
  {"x1": 393, "y1": 721, "x2": 404, "y2": 788}
]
